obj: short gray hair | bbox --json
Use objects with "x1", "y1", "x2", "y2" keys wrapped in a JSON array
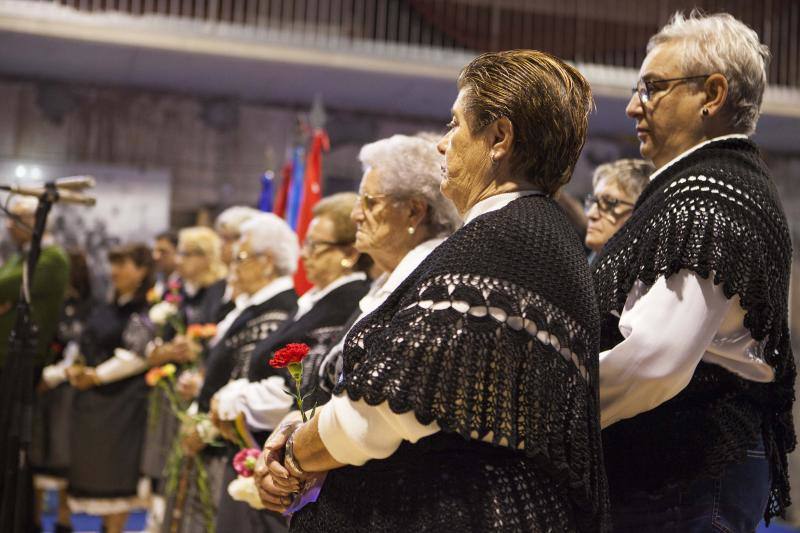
[
  {"x1": 648, "y1": 10, "x2": 770, "y2": 134},
  {"x1": 215, "y1": 206, "x2": 261, "y2": 234},
  {"x1": 239, "y1": 213, "x2": 299, "y2": 276},
  {"x1": 358, "y1": 134, "x2": 461, "y2": 236},
  {"x1": 592, "y1": 159, "x2": 654, "y2": 200}
]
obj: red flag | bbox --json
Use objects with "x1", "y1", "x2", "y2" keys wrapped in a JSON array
[
  {"x1": 273, "y1": 160, "x2": 292, "y2": 219},
  {"x1": 293, "y1": 129, "x2": 330, "y2": 294}
]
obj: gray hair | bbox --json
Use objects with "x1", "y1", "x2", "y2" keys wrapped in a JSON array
[
  {"x1": 239, "y1": 213, "x2": 299, "y2": 276},
  {"x1": 358, "y1": 134, "x2": 461, "y2": 236},
  {"x1": 215, "y1": 206, "x2": 262, "y2": 234},
  {"x1": 648, "y1": 10, "x2": 770, "y2": 135},
  {"x1": 592, "y1": 159, "x2": 654, "y2": 200}
]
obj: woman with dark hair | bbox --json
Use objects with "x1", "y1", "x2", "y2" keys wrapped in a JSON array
[
  {"x1": 65, "y1": 243, "x2": 156, "y2": 533},
  {"x1": 256, "y1": 50, "x2": 607, "y2": 532}
]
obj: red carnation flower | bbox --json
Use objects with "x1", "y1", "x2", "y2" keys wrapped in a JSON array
[{"x1": 269, "y1": 343, "x2": 311, "y2": 368}]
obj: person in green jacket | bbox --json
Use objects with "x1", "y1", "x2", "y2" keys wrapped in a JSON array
[{"x1": 0, "y1": 197, "x2": 69, "y2": 370}]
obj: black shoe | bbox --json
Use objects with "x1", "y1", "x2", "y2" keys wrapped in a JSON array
[{"x1": 54, "y1": 523, "x2": 73, "y2": 533}]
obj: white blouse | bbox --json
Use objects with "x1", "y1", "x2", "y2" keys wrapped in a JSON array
[{"x1": 599, "y1": 134, "x2": 771, "y2": 429}]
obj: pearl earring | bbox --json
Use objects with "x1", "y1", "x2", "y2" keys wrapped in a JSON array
[
  {"x1": 340, "y1": 258, "x2": 353, "y2": 268},
  {"x1": 407, "y1": 226, "x2": 416, "y2": 235}
]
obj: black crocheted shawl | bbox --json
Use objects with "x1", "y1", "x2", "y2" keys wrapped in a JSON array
[
  {"x1": 335, "y1": 194, "x2": 608, "y2": 529},
  {"x1": 592, "y1": 137, "x2": 795, "y2": 519}
]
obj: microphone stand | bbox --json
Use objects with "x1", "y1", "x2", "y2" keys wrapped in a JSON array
[{"x1": 0, "y1": 183, "x2": 70, "y2": 532}]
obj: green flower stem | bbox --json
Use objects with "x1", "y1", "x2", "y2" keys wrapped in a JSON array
[{"x1": 288, "y1": 362, "x2": 307, "y2": 423}]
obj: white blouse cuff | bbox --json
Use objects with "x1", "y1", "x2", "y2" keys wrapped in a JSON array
[
  {"x1": 95, "y1": 348, "x2": 148, "y2": 384},
  {"x1": 318, "y1": 395, "x2": 440, "y2": 466}
]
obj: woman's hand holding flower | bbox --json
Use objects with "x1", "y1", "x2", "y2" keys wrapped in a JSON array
[
  {"x1": 179, "y1": 420, "x2": 206, "y2": 457},
  {"x1": 209, "y1": 395, "x2": 239, "y2": 443},
  {"x1": 176, "y1": 368, "x2": 203, "y2": 401},
  {"x1": 254, "y1": 420, "x2": 303, "y2": 512}
]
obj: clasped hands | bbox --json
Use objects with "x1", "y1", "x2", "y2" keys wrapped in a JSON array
[
  {"x1": 147, "y1": 335, "x2": 201, "y2": 367},
  {"x1": 254, "y1": 421, "x2": 310, "y2": 514},
  {"x1": 65, "y1": 365, "x2": 100, "y2": 390}
]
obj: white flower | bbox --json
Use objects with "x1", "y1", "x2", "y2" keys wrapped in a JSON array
[
  {"x1": 195, "y1": 417, "x2": 220, "y2": 444},
  {"x1": 148, "y1": 301, "x2": 178, "y2": 326},
  {"x1": 228, "y1": 475, "x2": 265, "y2": 510}
]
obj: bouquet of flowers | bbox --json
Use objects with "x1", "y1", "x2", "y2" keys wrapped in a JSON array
[
  {"x1": 147, "y1": 281, "x2": 185, "y2": 337},
  {"x1": 146, "y1": 364, "x2": 220, "y2": 533},
  {"x1": 227, "y1": 448, "x2": 266, "y2": 510}
]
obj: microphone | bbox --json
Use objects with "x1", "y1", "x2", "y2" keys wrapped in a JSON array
[
  {"x1": 0, "y1": 184, "x2": 96, "y2": 206},
  {"x1": 53, "y1": 175, "x2": 95, "y2": 191}
]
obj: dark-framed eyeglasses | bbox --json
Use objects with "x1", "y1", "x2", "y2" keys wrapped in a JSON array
[
  {"x1": 302, "y1": 239, "x2": 353, "y2": 256},
  {"x1": 584, "y1": 194, "x2": 635, "y2": 215},
  {"x1": 632, "y1": 75, "x2": 710, "y2": 105}
]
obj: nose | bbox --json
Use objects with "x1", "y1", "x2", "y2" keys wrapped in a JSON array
[
  {"x1": 436, "y1": 134, "x2": 448, "y2": 155},
  {"x1": 586, "y1": 202, "x2": 601, "y2": 221},
  {"x1": 625, "y1": 91, "x2": 643, "y2": 120},
  {"x1": 351, "y1": 202, "x2": 364, "y2": 223}
]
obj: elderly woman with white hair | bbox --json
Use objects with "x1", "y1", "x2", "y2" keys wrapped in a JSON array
[
  {"x1": 252, "y1": 133, "x2": 462, "y2": 525},
  {"x1": 161, "y1": 213, "x2": 300, "y2": 533},
  {"x1": 208, "y1": 193, "x2": 371, "y2": 533},
  {"x1": 592, "y1": 11, "x2": 795, "y2": 530}
]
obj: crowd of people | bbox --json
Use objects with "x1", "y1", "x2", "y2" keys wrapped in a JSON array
[{"x1": 0, "y1": 9, "x2": 794, "y2": 533}]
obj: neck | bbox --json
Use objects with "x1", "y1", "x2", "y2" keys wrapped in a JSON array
[
  {"x1": 371, "y1": 228, "x2": 432, "y2": 273},
  {"x1": 313, "y1": 270, "x2": 350, "y2": 291},
  {"x1": 462, "y1": 178, "x2": 527, "y2": 215},
  {"x1": 244, "y1": 275, "x2": 277, "y2": 296}
]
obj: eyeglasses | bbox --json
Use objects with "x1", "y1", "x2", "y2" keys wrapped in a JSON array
[
  {"x1": 357, "y1": 192, "x2": 393, "y2": 212},
  {"x1": 302, "y1": 239, "x2": 352, "y2": 256},
  {"x1": 632, "y1": 75, "x2": 710, "y2": 106},
  {"x1": 177, "y1": 249, "x2": 205, "y2": 258},
  {"x1": 233, "y1": 250, "x2": 265, "y2": 263},
  {"x1": 584, "y1": 194, "x2": 635, "y2": 215}
]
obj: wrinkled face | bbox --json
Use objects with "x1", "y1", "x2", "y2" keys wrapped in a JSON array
[
  {"x1": 301, "y1": 216, "x2": 352, "y2": 288},
  {"x1": 626, "y1": 41, "x2": 708, "y2": 168},
  {"x1": 152, "y1": 238, "x2": 177, "y2": 275},
  {"x1": 110, "y1": 257, "x2": 147, "y2": 295},
  {"x1": 5, "y1": 204, "x2": 35, "y2": 247},
  {"x1": 585, "y1": 178, "x2": 637, "y2": 253},
  {"x1": 175, "y1": 240, "x2": 210, "y2": 283},
  {"x1": 218, "y1": 229, "x2": 240, "y2": 266},
  {"x1": 232, "y1": 238, "x2": 271, "y2": 293},
  {"x1": 437, "y1": 88, "x2": 493, "y2": 214},
  {"x1": 350, "y1": 167, "x2": 412, "y2": 257}
]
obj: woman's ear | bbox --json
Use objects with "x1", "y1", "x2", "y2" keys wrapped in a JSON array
[
  {"x1": 703, "y1": 73, "x2": 728, "y2": 117},
  {"x1": 405, "y1": 196, "x2": 429, "y2": 230},
  {"x1": 488, "y1": 116, "x2": 514, "y2": 163}
]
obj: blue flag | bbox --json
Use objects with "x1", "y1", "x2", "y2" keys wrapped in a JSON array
[
  {"x1": 258, "y1": 172, "x2": 274, "y2": 212},
  {"x1": 286, "y1": 146, "x2": 306, "y2": 229}
]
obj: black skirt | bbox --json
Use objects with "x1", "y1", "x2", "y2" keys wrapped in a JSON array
[{"x1": 68, "y1": 375, "x2": 148, "y2": 499}]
